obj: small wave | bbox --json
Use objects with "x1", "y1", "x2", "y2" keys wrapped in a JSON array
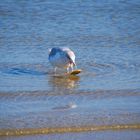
[
  {"x1": 0, "y1": 89, "x2": 140, "y2": 101},
  {"x1": 5, "y1": 68, "x2": 46, "y2": 76},
  {"x1": 0, "y1": 63, "x2": 48, "y2": 76},
  {"x1": 85, "y1": 62, "x2": 116, "y2": 77}
]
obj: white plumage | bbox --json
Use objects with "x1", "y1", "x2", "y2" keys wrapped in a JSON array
[{"x1": 48, "y1": 47, "x2": 76, "y2": 73}]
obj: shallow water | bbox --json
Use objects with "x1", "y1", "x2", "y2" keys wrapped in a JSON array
[{"x1": 0, "y1": 0, "x2": 140, "y2": 137}]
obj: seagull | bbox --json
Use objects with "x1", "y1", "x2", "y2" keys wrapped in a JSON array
[{"x1": 48, "y1": 47, "x2": 76, "y2": 73}]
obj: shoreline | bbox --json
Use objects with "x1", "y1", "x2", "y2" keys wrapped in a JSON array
[{"x1": 1, "y1": 124, "x2": 140, "y2": 137}]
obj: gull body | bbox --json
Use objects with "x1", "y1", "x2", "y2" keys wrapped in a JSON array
[{"x1": 48, "y1": 47, "x2": 76, "y2": 73}]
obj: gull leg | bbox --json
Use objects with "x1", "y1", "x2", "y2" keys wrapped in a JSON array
[
  {"x1": 70, "y1": 64, "x2": 74, "y2": 72},
  {"x1": 67, "y1": 67, "x2": 70, "y2": 73},
  {"x1": 72, "y1": 62, "x2": 77, "y2": 70},
  {"x1": 74, "y1": 63, "x2": 77, "y2": 70},
  {"x1": 71, "y1": 66, "x2": 73, "y2": 71}
]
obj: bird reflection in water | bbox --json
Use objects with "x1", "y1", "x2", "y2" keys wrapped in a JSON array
[{"x1": 49, "y1": 75, "x2": 80, "y2": 90}]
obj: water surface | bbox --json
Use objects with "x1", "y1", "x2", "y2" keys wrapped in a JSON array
[{"x1": 0, "y1": 0, "x2": 140, "y2": 138}]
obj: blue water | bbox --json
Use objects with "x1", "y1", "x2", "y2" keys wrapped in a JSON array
[{"x1": 0, "y1": 0, "x2": 140, "y2": 134}]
